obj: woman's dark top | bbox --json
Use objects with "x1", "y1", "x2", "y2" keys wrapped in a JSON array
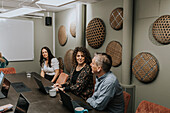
[
  {"x1": 62, "y1": 64, "x2": 94, "y2": 100},
  {"x1": 72, "y1": 70, "x2": 81, "y2": 85}
]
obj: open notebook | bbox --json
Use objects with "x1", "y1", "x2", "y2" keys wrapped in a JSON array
[
  {"x1": 0, "y1": 93, "x2": 30, "y2": 113},
  {"x1": 11, "y1": 82, "x2": 31, "y2": 93}
]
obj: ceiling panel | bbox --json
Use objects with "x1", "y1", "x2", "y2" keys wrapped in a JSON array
[{"x1": 0, "y1": 0, "x2": 104, "y2": 12}]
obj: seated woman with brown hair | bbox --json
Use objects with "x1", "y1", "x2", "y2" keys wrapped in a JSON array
[
  {"x1": 40, "y1": 47, "x2": 60, "y2": 83},
  {"x1": 54, "y1": 47, "x2": 94, "y2": 100}
]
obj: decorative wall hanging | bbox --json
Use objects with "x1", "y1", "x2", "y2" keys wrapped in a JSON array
[
  {"x1": 58, "y1": 25, "x2": 67, "y2": 46},
  {"x1": 64, "y1": 49, "x2": 73, "y2": 73},
  {"x1": 152, "y1": 15, "x2": 170, "y2": 44},
  {"x1": 149, "y1": 23, "x2": 163, "y2": 46},
  {"x1": 57, "y1": 57, "x2": 64, "y2": 71},
  {"x1": 106, "y1": 41, "x2": 122, "y2": 67},
  {"x1": 109, "y1": 7, "x2": 123, "y2": 30},
  {"x1": 70, "y1": 21, "x2": 76, "y2": 37},
  {"x1": 86, "y1": 18, "x2": 106, "y2": 49},
  {"x1": 132, "y1": 52, "x2": 159, "y2": 83}
]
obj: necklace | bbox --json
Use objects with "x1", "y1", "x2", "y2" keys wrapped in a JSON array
[{"x1": 76, "y1": 63, "x2": 86, "y2": 71}]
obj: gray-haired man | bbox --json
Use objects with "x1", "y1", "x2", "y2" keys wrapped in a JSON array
[{"x1": 86, "y1": 53, "x2": 124, "y2": 113}]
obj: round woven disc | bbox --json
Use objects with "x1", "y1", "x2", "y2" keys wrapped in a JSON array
[
  {"x1": 106, "y1": 41, "x2": 122, "y2": 67},
  {"x1": 70, "y1": 21, "x2": 76, "y2": 37},
  {"x1": 58, "y1": 25, "x2": 67, "y2": 46},
  {"x1": 64, "y1": 49, "x2": 73, "y2": 73},
  {"x1": 152, "y1": 15, "x2": 170, "y2": 44},
  {"x1": 86, "y1": 18, "x2": 106, "y2": 49},
  {"x1": 109, "y1": 7, "x2": 123, "y2": 30},
  {"x1": 57, "y1": 57, "x2": 64, "y2": 71},
  {"x1": 132, "y1": 52, "x2": 159, "y2": 83}
]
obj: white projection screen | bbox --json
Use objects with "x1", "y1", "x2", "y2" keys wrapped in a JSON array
[{"x1": 0, "y1": 18, "x2": 34, "y2": 61}]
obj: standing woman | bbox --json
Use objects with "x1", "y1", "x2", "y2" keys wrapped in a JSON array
[
  {"x1": 54, "y1": 47, "x2": 94, "y2": 100},
  {"x1": 40, "y1": 47, "x2": 59, "y2": 83}
]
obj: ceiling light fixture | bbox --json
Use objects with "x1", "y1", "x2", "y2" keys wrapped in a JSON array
[
  {"x1": 37, "y1": 0, "x2": 76, "y2": 7},
  {"x1": 0, "y1": 6, "x2": 43, "y2": 18}
]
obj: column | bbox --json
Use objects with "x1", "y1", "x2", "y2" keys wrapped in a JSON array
[
  {"x1": 76, "y1": 3, "x2": 86, "y2": 47},
  {"x1": 122, "y1": 0, "x2": 133, "y2": 84}
]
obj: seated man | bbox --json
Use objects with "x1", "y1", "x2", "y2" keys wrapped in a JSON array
[
  {"x1": 0, "y1": 52, "x2": 9, "y2": 68},
  {"x1": 86, "y1": 53, "x2": 124, "y2": 113}
]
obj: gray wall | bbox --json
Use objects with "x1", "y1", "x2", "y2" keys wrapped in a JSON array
[
  {"x1": 86, "y1": 0, "x2": 123, "y2": 81},
  {"x1": 55, "y1": 0, "x2": 123, "y2": 81},
  {"x1": 133, "y1": 0, "x2": 170, "y2": 109},
  {"x1": 54, "y1": 0, "x2": 170, "y2": 111},
  {"x1": 55, "y1": 8, "x2": 77, "y2": 73},
  {"x1": 8, "y1": 16, "x2": 53, "y2": 74}
]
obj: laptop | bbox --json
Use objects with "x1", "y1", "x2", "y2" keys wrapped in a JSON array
[
  {"x1": 14, "y1": 93, "x2": 30, "y2": 113},
  {"x1": 33, "y1": 76, "x2": 53, "y2": 94},
  {"x1": 0, "y1": 78, "x2": 11, "y2": 99},
  {"x1": 58, "y1": 89, "x2": 92, "y2": 113},
  {"x1": 0, "y1": 71, "x2": 5, "y2": 86}
]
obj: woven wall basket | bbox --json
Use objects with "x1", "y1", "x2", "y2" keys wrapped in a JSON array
[
  {"x1": 64, "y1": 49, "x2": 73, "y2": 73},
  {"x1": 106, "y1": 41, "x2": 122, "y2": 67},
  {"x1": 152, "y1": 15, "x2": 170, "y2": 44},
  {"x1": 109, "y1": 7, "x2": 123, "y2": 30},
  {"x1": 86, "y1": 18, "x2": 106, "y2": 49},
  {"x1": 70, "y1": 21, "x2": 76, "y2": 38},
  {"x1": 132, "y1": 52, "x2": 159, "y2": 83},
  {"x1": 58, "y1": 25, "x2": 67, "y2": 46}
]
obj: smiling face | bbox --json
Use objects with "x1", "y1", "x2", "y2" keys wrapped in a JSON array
[
  {"x1": 42, "y1": 49, "x2": 48, "y2": 59},
  {"x1": 76, "y1": 51, "x2": 85, "y2": 65}
]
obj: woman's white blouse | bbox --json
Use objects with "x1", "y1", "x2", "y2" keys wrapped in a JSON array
[{"x1": 41, "y1": 58, "x2": 59, "y2": 76}]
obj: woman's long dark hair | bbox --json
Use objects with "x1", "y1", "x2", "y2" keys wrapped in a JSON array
[
  {"x1": 40, "y1": 46, "x2": 54, "y2": 67},
  {"x1": 72, "y1": 47, "x2": 92, "y2": 68}
]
